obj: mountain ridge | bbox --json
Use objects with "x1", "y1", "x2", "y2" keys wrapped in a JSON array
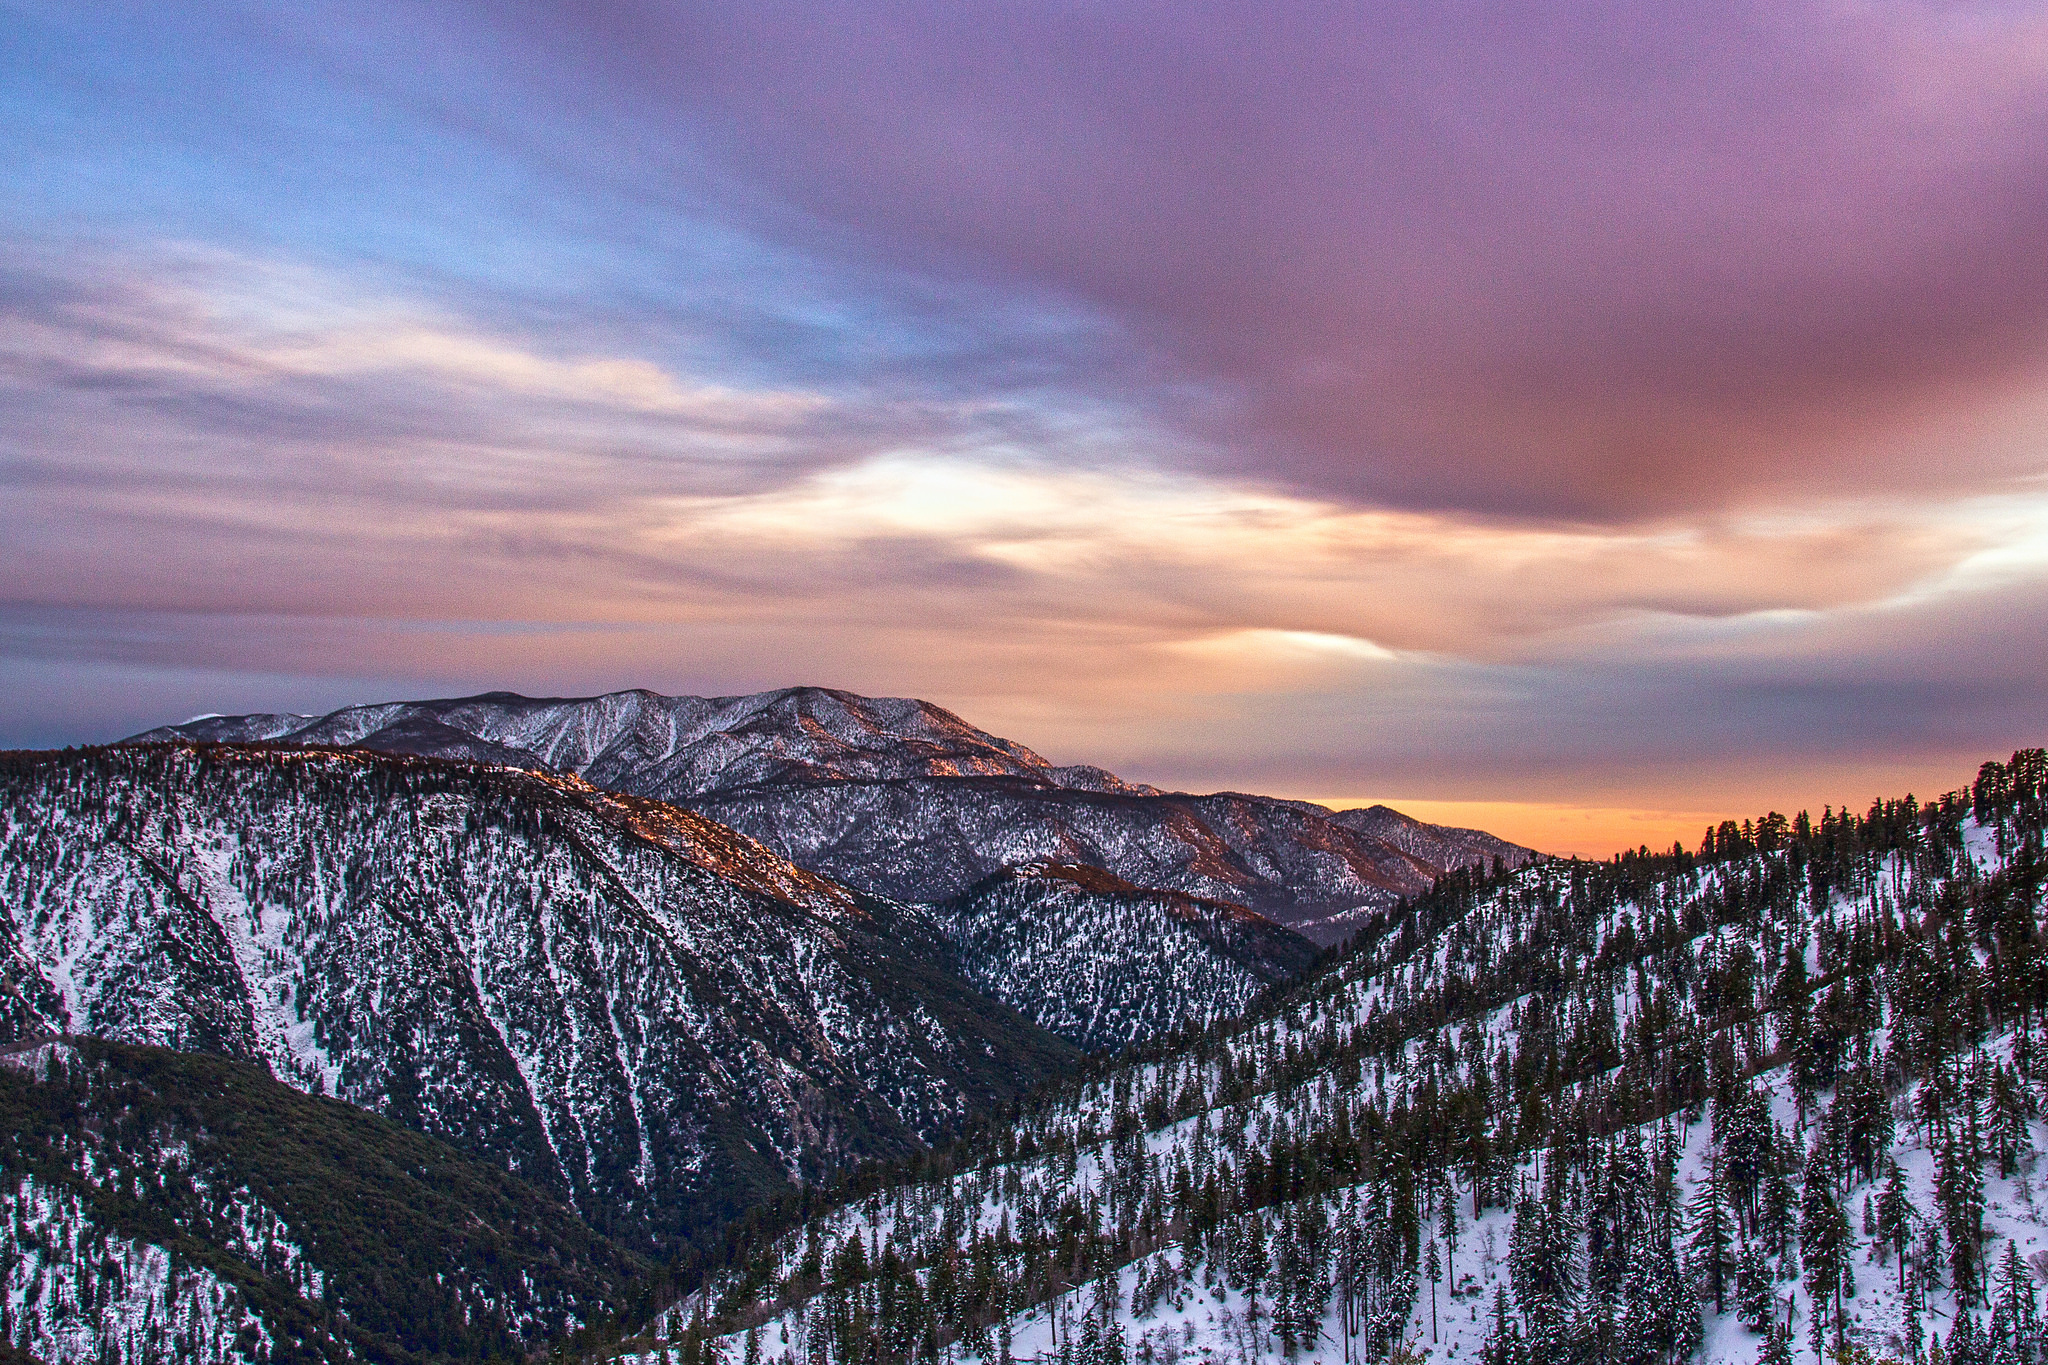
[
  {"x1": 0, "y1": 740, "x2": 1082, "y2": 1253},
  {"x1": 128, "y1": 687, "x2": 1537, "y2": 943}
]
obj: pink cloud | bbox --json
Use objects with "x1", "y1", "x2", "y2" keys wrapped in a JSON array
[{"x1": 485, "y1": 0, "x2": 2048, "y2": 519}]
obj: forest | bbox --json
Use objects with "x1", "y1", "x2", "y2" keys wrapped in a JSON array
[{"x1": 611, "y1": 752, "x2": 2048, "y2": 1365}]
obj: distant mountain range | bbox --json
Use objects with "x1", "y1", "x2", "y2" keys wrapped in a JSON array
[{"x1": 132, "y1": 686, "x2": 1534, "y2": 943}]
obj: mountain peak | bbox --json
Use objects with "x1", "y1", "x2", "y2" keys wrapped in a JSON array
[
  {"x1": 125, "y1": 684, "x2": 1104, "y2": 796},
  {"x1": 126, "y1": 685, "x2": 1536, "y2": 941}
]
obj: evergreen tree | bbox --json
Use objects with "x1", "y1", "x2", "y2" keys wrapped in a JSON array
[
  {"x1": 1479, "y1": 1287, "x2": 1525, "y2": 1365},
  {"x1": 1422, "y1": 1238, "x2": 1440, "y2": 1345},
  {"x1": 1438, "y1": 1187, "x2": 1460, "y2": 1287},
  {"x1": 1879, "y1": 1162, "x2": 1916, "y2": 1293},
  {"x1": 1507, "y1": 1193, "x2": 1576, "y2": 1360},
  {"x1": 1994, "y1": 1241, "x2": 2040, "y2": 1365},
  {"x1": 1762, "y1": 1169, "x2": 1798, "y2": 1263},
  {"x1": 1801, "y1": 1184, "x2": 1851, "y2": 1355},
  {"x1": 1229, "y1": 1215, "x2": 1269, "y2": 1294},
  {"x1": 1686, "y1": 1157, "x2": 1734, "y2": 1314},
  {"x1": 1736, "y1": 1239, "x2": 1775, "y2": 1332},
  {"x1": 1939, "y1": 1137, "x2": 1989, "y2": 1304},
  {"x1": 1100, "y1": 1315, "x2": 1127, "y2": 1365},
  {"x1": 1952, "y1": 1310, "x2": 1987, "y2": 1365}
]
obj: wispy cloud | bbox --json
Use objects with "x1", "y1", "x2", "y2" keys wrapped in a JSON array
[{"x1": 4, "y1": 2, "x2": 2048, "y2": 848}]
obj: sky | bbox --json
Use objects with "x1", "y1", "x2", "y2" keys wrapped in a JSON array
[{"x1": 5, "y1": 1, "x2": 2048, "y2": 856}]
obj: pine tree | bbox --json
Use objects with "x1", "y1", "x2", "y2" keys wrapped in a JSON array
[
  {"x1": 1230, "y1": 1216, "x2": 1268, "y2": 1294},
  {"x1": 1994, "y1": 1241, "x2": 2040, "y2": 1365},
  {"x1": 1939, "y1": 1136, "x2": 1988, "y2": 1304},
  {"x1": 1951, "y1": 1309, "x2": 1987, "y2": 1365},
  {"x1": 1100, "y1": 1316, "x2": 1127, "y2": 1365},
  {"x1": 1801, "y1": 1179, "x2": 1853, "y2": 1359},
  {"x1": 1686, "y1": 1157, "x2": 1734, "y2": 1314},
  {"x1": 1736, "y1": 1238, "x2": 1775, "y2": 1332},
  {"x1": 1422, "y1": 1239, "x2": 1440, "y2": 1344},
  {"x1": 1078, "y1": 1312, "x2": 1101, "y2": 1365},
  {"x1": 1479, "y1": 1286, "x2": 1525, "y2": 1365},
  {"x1": 1438, "y1": 1186, "x2": 1460, "y2": 1288},
  {"x1": 1879, "y1": 1162, "x2": 1916, "y2": 1294},
  {"x1": 1762, "y1": 1168, "x2": 1798, "y2": 1263}
]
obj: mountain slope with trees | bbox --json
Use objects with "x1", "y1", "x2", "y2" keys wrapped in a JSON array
[
  {"x1": 0, "y1": 1037, "x2": 646, "y2": 1364},
  {"x1": 931, "y1": 861, "x2": 1320, "y2": 1053},
  {"x1": 622, "y1": 749, "x2": 2048, "y2": 1365},
  {"x1": 0, "y1": 742, "x2": 1080, "y2": 1256}
]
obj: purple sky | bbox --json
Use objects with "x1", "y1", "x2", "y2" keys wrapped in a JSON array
[{"x1": 5, "y1": 1, "x2": 2048, "y2": 851}]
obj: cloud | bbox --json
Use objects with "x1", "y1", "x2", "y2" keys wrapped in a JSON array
[
  {"x1": 446, "y1": 0, "x2": 2048, "y2": 521},
  {"x1": 6, "y1": 3, "x2": 2048, "y2": 842}
]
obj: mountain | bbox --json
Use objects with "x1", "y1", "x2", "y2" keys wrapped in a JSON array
[
  {"x1": 127, "y1": 689, "x2": 1145, "y2": 795},
  {"x1": 0, "y1": 742, "x2": 1079, "y2": 1254},
  {"x1": 129, "y1": 688, "x2": 1536, "y2": 943},
  {"x1": 929, "y1": 861, "x2": 1320, "y2": 1053},
  {"x1": 616, "y1": 750, "x2": 2048, "y2": 1365},
  {"x1": 0, "y1": 1037, "x2": 645, "y2": 1365}
]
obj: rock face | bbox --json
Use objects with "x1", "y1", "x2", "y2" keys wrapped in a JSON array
[
  {"x1": 0, "y1": 743, "x2": 1076, "y2": 1251},
  {"x1": 132, "y1": 687, "x2": 1537, "y2": 943},
  {"x1": 930, "y1": 861, "x2": 1320, "y2": 1053}
]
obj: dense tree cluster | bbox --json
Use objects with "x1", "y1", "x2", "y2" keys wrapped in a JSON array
[
  {"x1": 637, "y1": 751, "x2": 2048, "y2": 1365},
  {"x1": 0, "y1": 1040, "x2": 647, "y2": 1364}
]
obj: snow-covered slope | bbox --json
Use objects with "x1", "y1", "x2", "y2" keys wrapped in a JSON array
[
  {"x1": 0, "y1": 742, "x2": 1079, "y2": 1252},
  {"x1": 931, "y1": 861, "x2": 1320, "y2": 1053},
  {"x1": 129, "y1": 687, "x2": 1144, "y2": 797},
  {"x1": 614, "y1": 752, "x2": 2048, "y2": 1365},
  {"x1": 0, "y1": 1037, "x2": 644, "y2": 1365},
  {"x1": 128, "y1": 688, "x2": 1537, "y2": 942}
]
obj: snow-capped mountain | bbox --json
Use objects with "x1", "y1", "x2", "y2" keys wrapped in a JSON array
[
  {"x1": 610, "y1": 750, "x2": 2048, "y2": 1365},
  {"x1": 128, "y1": 687, "x2": 1535, "y2": 942},
  {"x1": 0, "y1": 742, "x2": 1080, "y2": 1253},
  {"x1": 127, "y1": 688, "x2": 1149, "y2": 796}
]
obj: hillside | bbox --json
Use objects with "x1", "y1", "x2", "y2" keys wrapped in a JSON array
[
  {"x1": 931, "y1": 862, "x2": 1320, "y2": 1053},
  {"x1": 612, "y1": 750, "x2": 2048, "y2": 1365},
  {"x1": 0, "y1": 1037, "x2": 645, "y2": 1365},
  {"x1": 0, "y1": 742, "x2": 1079, "y2": 1254},
  {"x1": 128, "y1": 688, "x2": 1536, "y2": 942}
]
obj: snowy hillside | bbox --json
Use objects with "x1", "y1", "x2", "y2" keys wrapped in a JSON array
[
  {"x1": 609, "y1": 751, "x2": 2048, "y2": 1365},
  {"x1": 0, "y1": 742, "x2": 1080, "y2": 1252},
  {"x1": 0, "y1": 1038, "x2": 644, "y2": 1364},
  {"x1": 934, "y1": 862, "x2": 1320, "y2": 1053},
  {"x1": 128, "y1": 687, "x2": 1537, "y2": 941}
]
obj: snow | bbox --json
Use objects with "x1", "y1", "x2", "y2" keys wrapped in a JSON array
[{"x1": 1, "y1": 1173, "x2": 274, "y2": 1365}]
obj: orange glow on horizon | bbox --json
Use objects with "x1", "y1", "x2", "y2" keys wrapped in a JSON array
[{"x1": 1297, "y1": 798, "x2": 1738, "y2": 861}]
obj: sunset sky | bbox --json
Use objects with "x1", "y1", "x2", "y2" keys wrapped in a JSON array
[{"x1": 6, "y1": 2, "x2": 2048, "y2": 855}]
